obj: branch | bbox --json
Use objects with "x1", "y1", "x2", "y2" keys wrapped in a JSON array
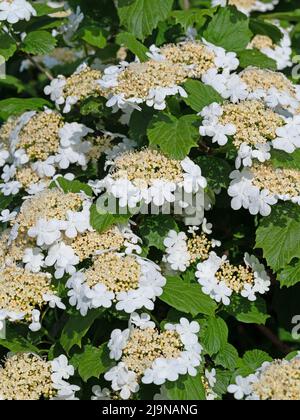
[
  {"x1": 26, "y1": 55, "x2": 54, "y2": 81},
  {"x1": 256, "y1": 325, "x2": 291, "y2": 354},
  {"x1": 183, "y1": 0, "x2": 190, "y2": 10}
]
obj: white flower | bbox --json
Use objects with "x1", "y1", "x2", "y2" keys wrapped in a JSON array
[
  {"x1": 108, "y1": 329, "x2": 130, "y2": 361},
  {"x1": 0, "y1": 180, "x2": 21, "y2": 196},
  {"x1": 1, "y1": 165, "x2": 16, "y2": 182},
  {"x1": 91, "y1": 386, "x2": 111, "y2": 400},
  {"x1": 181, "y1": 157, "x2": 207, "y2": 193},
  {"x1": 240, "y1": 283, "x2": 257, "y2": 301},
  {"x1": 43, "y1": 293, "x2": 66, "y2": 310},
  {"x1": 32, "y1": 157, "x2": 56, "y2": 178},
  {"x1": 84, "y1": 284, "x2": 114, "y2": 309},
  {"x1": 45, "y1": 242, "x2": 79, "y2": 279},
  {"x1": 142, "y1": 358, "x2": 180, "y2": 385},
  {"x1": 164, "y1": 230, "x2": 190, "y2": 272},
  {"x1": 44, "y1": 77, "x2": 66, "y2": 105},
  {"x1": 25, "y1": 181, "x2": 48, "y2": 196},
  {"x1": 214, "y1": 281, "x2": 232, "y2": 306},
  {"x1": 228, "y1": 169, "x2": 258, "y2": 211},
  {"x1": 0, "y1": 148, "x2": 9, "y2": 167},
  {"x1": 22, "y1": 247, "x2": 45, "y2": 272},
  {"x1": 51, "y1": 355, "x2": 74, "y2": 382},
  {"x1": 104, "y1": 363, "x2": 139, "y2": 400},
  {"x1": 174, "y1": 318, "x2": 200, "y2": 347},
  {"x1": 13, "y1": 148, "x2": 29, "y2": 166},
  {"x1": 0, "y1": 209, "x2": 17, "y2": 223},
  {"x1": 202, "y1": 218, "x2": 212, "y2": 235},
  {"x1": 0, "y1": 0, "x2": 37, "y2": 24},
  {"x1": 63, "y1": 208, "x2": 91, "y2": 238},
  {"x1": 200, "y1": 116, "x2": 236, "y2": 146},
  {"x1": 148, "y1": 180, "x2": 176, "y2": 206},
  {"x1": 59, "y1": 122, "x2": 93, "y2": 148},
  {"x1": 28, "y1": 219, "x2": 62, "y2": 246},
  {"x1": 205, "y1": 368, "x2": 217, "y2": 388},
  {"x1": 248, "y1": 189, "x2": 277, "y2": 217},
  {"x1": 29, "y1": 309, "x2": 41, "y2": 332},
  {"x1": 130, "y1": 312, "x2": 155, "y2": 330},
  {"x1": 227, "y1": 375, "x2": 258, "y2": 400}
]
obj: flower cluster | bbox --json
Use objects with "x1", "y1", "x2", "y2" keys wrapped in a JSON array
[
  {"x1": 199, "y1": 100, "x2": 300, "y2": 169},
  {"x1": 195, "y1": 251, "x2": 270, "y2": 305},
  {"x1": 0, "y1": 353, "x2": 79, "y2": 400},
  {"x1": 163, "y1": 222, "x2": 219, "y2": 272},
  {"x1": 96, "y1": 148, "x2": 207, "y2": 212},
  {"x1": 0, "y1": 109, "x2": 94, "y2": 196},
  {"x1": 211, "y1": 0, "x2": 279, "y2": 16},
  {"x1": 44, "y1": 63, "x2": 103, "y2": 113},
  {"x1": 228, "y1": 354, "x2": 300, "y2": 400},
  {"x1": 247, "y1": 23, "x2": 292, "y2": 70},
  {"x1": 228, "y1": 162, "x2": 300, "y2": 215},
  {"x1": 100, "y1": 314, "x2": 202, "y2": 399},
  {"x1": 67, "y1": 253, "x2": 166, "y2": 315},
  {"x1": 0, "y1": 0, "x2": 36, "y2": 24}
]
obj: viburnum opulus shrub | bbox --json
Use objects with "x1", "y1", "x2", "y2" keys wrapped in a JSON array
[{"x1": 1, "y1": 0, "x2": 300, "y2": 401}]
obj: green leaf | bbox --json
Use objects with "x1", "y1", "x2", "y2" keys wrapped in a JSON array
[
  {"x1": 33, "y1": 3, "x2": 64, "y2": 16},
  {"x1": 116, "y1": 32, "x2": 148, "y2": 62},
  {"x1": 171, "y1": 8, "x2": 215, "y2": 30},
  {"x1": 278, "y1": 261, "x2": 300, "y2": 288},
  {"x1": 0, "y1": 98, "x2": 51, "y2": 120},
  {"x1": 0, "y1": 327, "x2": 39, "y2": 353},
  {"x1": 0, "y1": 194, "x2": 13, "y2": 211},
  {"x1": 256, "y1": 202, "x2": 300, "y2": 271},
  {"x1": 70, "y1": 343, "x2": 113, "y2": 382},
  {"x1": 129, "y1": 107, "x2": 154, "y2": 145},
  {"x1": 214, "y1": 369, "x2": 232, "y2": 397},
  {"x1": 225, "y1": 295, "x2": 269, "y2": 325},
  {"x1": 139, "y1": 215, "x2": 178, "y2": 251},
  {"x1": 271, "y1": 149, "x2": 300, "y2": 170},
  {"x1": 203, "y1": 6, "x2": 252, "y2": 52},
  {"x1": 261, "y1": 10, "x2": 300, "y2": 22},
  {"x1": 196, "y1": 156, "x2": 232, "y2": 190},
  {"x1": 238, "y1": 49, "x2": 277, "y2": 70},
  {"x1": 90, "y1": 204, "x2": 130, "y2": 234},
  {"x1": 215, "y1": 343, "x2": 239, "y2": 370},
  {"x1": 236, "y1": 350, "x2": 272, "y2": 376},
  {"x1": 159, "y1": 276, "x2": 217, "y2": 317},
  {"x1": 79, "y1": 26, "x2": 107, "y2": 49},
  {"x1": 202, "y1": 317, "x2": 228, "y2": 356},
  {"x1": 148, "y1": 114, "x2": 199, "y2": 159},
  {"x1": 0, "y1": 75, "x2": 25, "y2": 93},
  {"x1": 249, "y1": 18, "x2": 282, "y2": 43},
  {"x1": 21, "y1": 30, "x2": 57, "y2": 55},
  {"x1": 0, "y1": 33, "x2": 17, "y2": 60},
  {"x1": 52, "y1": 177, "x2": 93, "y2": 196},
  {"x1": 183, "y1": 79, "x2": 223, "y2": 112},
  {"x1": 165, "y1": 372, "x2": 206, "y2": 400},
  {"x1": 118, "y1": 0, "x2": 174, "y2": 40},
  {"x1": 60, "y1": 310, "x2": 101, "y2": 354}
]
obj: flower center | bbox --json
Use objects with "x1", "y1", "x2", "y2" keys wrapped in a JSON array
[
  {"x1": 160, "y1": 42, "x2": 216, "y2": 78},
  {"x1": 17, "y1": 111, "x2": 63, "y2": 161},
  {"x1": 112, "y1": 61, "x2": 188, "y2": 100},
  {"x1": 252, "y1": 162, "x2": 300, "y2": 198},
  {"x1": 112, "y1": 149, "x2": 184, "y2": 186},
  {"x1": 252, "y1": 359, "x2": 300, "y2": 400},
  {"x1": 216, "y1": 261, "x2": 255, "y2": 293},
  {"x1": 63, "y1": 66, "x2": 103, "y2": 101},
  {"x1": 0, "y1": 265, "x2": 53, "y2": 319},
  {"x1": 219, "y1": 100, "x2": 284, "y2": 148},
  {"x1": 122, "y1": 328, "x2": 183, "y2": 376},
  {"x1": 0, "y1": 353, "x2": 55, "y2": 400},
  {"x1": 85, "y1": 252, "x2": 141, "y2": 293}
]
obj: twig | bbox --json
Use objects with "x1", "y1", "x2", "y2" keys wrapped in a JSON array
[
  {"x1": 256, "y1": 325, "x2": 291, "y2": 354},
  {"x1": 183, "y1": 0, "x2": 190, "y2": 10},
  {"x1": 26, "y1": 55, "x2": 54, "y2": 81}
]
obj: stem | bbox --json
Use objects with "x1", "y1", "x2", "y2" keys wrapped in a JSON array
[
  {"x1": 183, "y1": 0, "x2": 190, "y2": 10},
  {"x1": 4, "y1": 26, "x2": 54, "y2": 81},
  {"x1": 26, "y1": 55, "x2": 54, "y2": 81},
  {"x1": 256, "y1": 325, "x2": 291, "y2": 354}
]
